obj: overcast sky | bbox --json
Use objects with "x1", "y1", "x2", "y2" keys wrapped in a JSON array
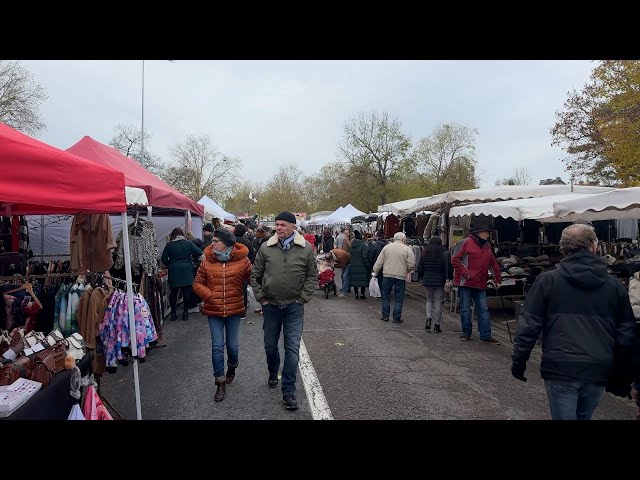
[{"x1": 23, "y1": 60, "x2": 595, "y2": 190}]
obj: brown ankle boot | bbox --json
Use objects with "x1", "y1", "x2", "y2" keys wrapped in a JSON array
[
  {"x1": 226, "y1": 362, "x2": 238, "y2": 384},
  {"x1": 214, "y1": 377, "x2": 226, "y2": 402}
]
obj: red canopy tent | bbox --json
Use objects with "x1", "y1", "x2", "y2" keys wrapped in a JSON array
[
  {"x1": 66, "y1": 136, "x2": 204, "y2": 216},
  {"x1": 0, "y1": 122, "x2": 145, "y2": 419},
  {"x1": 0, "y1": 124, "x2": 126, "y2": 215}
]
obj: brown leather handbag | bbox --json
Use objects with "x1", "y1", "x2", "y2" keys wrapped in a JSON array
[
  {"x1": 33, "y1": 342, "x2": 67, "y2": 374},
  {"x1": 0, "y1": 356, "x2": 33, "y2": 386},
  {"x1": 30, "y1": 354, "x2": 55, "y2": 387}
]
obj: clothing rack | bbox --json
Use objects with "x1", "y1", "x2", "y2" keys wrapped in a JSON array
[{"x1": 0, "y1": 271, "x2": 138, "y2": 287}]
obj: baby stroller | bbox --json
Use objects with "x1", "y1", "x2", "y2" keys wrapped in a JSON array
[{"x1": 316, "y1": 253, "x2": 337, "y2": 299}]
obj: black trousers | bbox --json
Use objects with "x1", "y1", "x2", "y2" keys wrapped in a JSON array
[{"x1": 169, "y1": 286, "x2": 191, "y2": 316}]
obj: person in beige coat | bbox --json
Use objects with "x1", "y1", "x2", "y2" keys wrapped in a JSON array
[{"x1": 372, "y1": 232, "x2": 415, "y2": 323}]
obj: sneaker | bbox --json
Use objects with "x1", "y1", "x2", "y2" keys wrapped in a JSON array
[
  {"x1": 481, "y1": 337, "x2": 501, "y2": 345},
  {"x1": 380, "y1": 317, "x2": 389, "y2": 322},
  {"x1": 392, "y1": 319, "x2": 403, "y2": 324},
  {"x1": 188, "y1": 307, "x2": 200, "y2": 313},
  {"x1": 268, "y1": 375, "x2": 279, "y2": 388},
  {"x1": 459, "y1": 334, "x2": 470, "y2": 341},
  {"x1": 434, "y1": 324, "x2": 442, "y2": 334},
  {"x1": 254, "y1": 307, "x2": 262, "y2": 313},
  {"x1": 241, "y1": 315, "x2": 247, "y2": 320},
  {"x1": 337, "y1": 293, "x2": 346, "y2": 298},
  {"x1": 282, "y1": 394, "x2": 298, "y2": 410}
]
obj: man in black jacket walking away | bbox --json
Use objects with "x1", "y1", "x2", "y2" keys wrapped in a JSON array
[{"x1": 511, "y1": 224, "x2": 636, "y2": 420}]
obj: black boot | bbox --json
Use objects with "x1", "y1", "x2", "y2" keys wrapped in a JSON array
[
  {"x1": 425, "y1": 318, "x2": 432, "y2": 331},
  {"x1": 434, "y1": 324, "x2": 442, "y2": 333},
  {"x1": 226, "y1": 362, "x2": 238, "y2": 384},
  {"x1": 182, "y1": 311, "x2": 189, "y2": 321},
  {"x1": 214, "y1": 377, "x2": 226, "y2": 402},
  {"x1": 355, "y1": 291, "x2": 360, "y2": 299},
  {"x1": 170, "y1": 312, "x2": 178, "y2": 321}
]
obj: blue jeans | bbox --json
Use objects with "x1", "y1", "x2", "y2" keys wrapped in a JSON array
[
  {"x1": 458, "y1": 286, "x2": 491, "y2": 340},
  {"x1": 207, "y1": 315, "x2": 241, "y2": 378},
  {"x1": 341, "y1": 264, "x2": 351, "y2": 294},
  {"x1": 381, "y1": 277, "x2": 406, "y2": 321},
  {"x1": 544, "y1": 379, "x2": 605, "y2": 420},
  {"x1": 262, "y1": 302, "x2": 304, "y2": 395}
]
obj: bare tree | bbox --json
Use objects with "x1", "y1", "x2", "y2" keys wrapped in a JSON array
[
  {"x1": 164, "y1": 134, "x2": 241, "y2": 202},
  {"x1": 0, "y1": 61, "x2": 48, "y2": 136},
  {"x1": 339, "y1": 110, "x2": 411, "y2": 205},
  {"x1": 411, "y1": 123, "x2": 479, "y2": 193},
  {"x1": 108, "y1": 123, "x2": 163, "y2": 175},
  {"x1": 495, "y1": 167, "x2": 532, "y2": 186}
]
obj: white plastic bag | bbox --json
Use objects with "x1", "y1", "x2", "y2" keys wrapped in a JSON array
[
  {"x1": 369, "y1": 277, "x2": 381, "y2": 298},
  {"x1": 68, "y1": 403, "x2": 86, "y2": 420}
]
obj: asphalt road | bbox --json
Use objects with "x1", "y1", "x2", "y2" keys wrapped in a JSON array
[{"x1": 99, "y1": 279, "x2": 637, "y2": 420}]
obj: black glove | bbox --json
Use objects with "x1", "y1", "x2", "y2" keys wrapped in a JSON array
[{"x1": 511, "y1": 362, "x2": 527, "y2": 382}]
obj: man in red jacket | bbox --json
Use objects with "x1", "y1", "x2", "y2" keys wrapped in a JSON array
[{"x1": 452, "y1": 223, "x2": 502, "y2": 344}]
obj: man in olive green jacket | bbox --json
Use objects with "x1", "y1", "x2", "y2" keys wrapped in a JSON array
[{"x1": 250, "y1": 211, "x2": 318, "y2": 411}]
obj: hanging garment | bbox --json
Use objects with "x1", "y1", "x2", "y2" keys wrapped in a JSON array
[
  {"x1": 416, "y1": 214, "x2": 429, "y2": 239},
  {"x1": 114, "y1": 219, "x2": 159, "y2": 276},
  {"x1": 384, "y1": 214, "x2": 400, "y2": 238},
  {"x1": 616, "y1": 219, "x2": 639, "y2": 241},
  {"x1": 404, "y1": 216, "x2": 416, "y2": 237},
  {"x1": 64, "y1": 282, "x2": 85, "y2": 336},
  {"x1": 70, "y1": 214, "x2": 117, "y2": 273}
]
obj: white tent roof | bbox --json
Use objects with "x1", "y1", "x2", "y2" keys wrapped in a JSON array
[
  {"x1": 326, "y1": 204, "x2": 365, "y2": 224},
  {"x1": 553, "y1": 187, "x2": 640, "y2": 221},
  {"x1": 409, "y1": 185, "x2": 615, "y2": 212},
  {"x1": 449, "y1": 193, "x2": 599, "y2": 222},
  {"x1": 125, "y1": 187, "x2": 148, "y2": 206},
  {"x1": 378, "y1": 196, "x2": 433, "y2": 215},
  {"x1": 197, "y1": 195, "x2": 237, "y2": 222}
]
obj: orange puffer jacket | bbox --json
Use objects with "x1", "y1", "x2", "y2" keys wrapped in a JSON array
[{"x1": 193, "y1": 242, "x2": 252, "y2": 317}]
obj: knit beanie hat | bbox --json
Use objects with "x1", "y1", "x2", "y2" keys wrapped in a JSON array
[
  {"x1": 275, "y1": 211, "x2": 297, "y2": 224},
  {"x1": 214, "y1": 228, "x2": 236, "y2": 247}
]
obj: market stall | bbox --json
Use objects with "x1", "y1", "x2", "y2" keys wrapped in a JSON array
[{"x1": 0, "y1": 122, "x2": 146, "y2": 419}]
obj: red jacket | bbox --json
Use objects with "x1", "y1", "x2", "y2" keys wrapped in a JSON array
[
  {"x1": 193, "y1": 243, "x2": 252, "y2": 317},
  {"x1": 451, "y1": 235, "x2": 501, "y2": 289}
]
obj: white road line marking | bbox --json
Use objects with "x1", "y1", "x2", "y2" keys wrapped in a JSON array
[{"x1": 298, "y1": 338, "x2": 333, "y2": 420}]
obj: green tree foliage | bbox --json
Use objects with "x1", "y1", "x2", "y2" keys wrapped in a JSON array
[{"x1": 551, "y1": 60, "x2": 640, "y2": 186}]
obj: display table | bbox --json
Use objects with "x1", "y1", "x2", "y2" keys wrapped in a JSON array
[{"x1": 1, "y1": 352, "x2": 91, "y2": 420}]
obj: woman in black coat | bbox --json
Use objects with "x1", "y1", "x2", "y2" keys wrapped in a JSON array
[
  {"x1": 348, "y1": 230, "x2": 370, "y2": 299},
  {"x1": 417, "y1": 236, "x2": 453, "y2": 332}
]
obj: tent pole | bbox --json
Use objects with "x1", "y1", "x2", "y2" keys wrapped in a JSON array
[
  {"x1": 147, "y1": 206, "x2": 152, "y2": 221},
  {"x1": 41, "y1": 215, "x2": 45, "y2": 258},
  {"x1": 121, "y1": 211, "x2": 143, "y2": 420},
  {"x1": 185, "y1": 210, "x2": 189, "y2": 233}
]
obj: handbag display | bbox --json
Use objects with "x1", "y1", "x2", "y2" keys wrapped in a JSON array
[
  {"x1": 0, "y1": 356, "x2": 33, "y2": 386},
  {"x1": 29, "y1": 354, "x2": 55, "y2": 387},
  {"x1": 65, "y1": 333, "x2": 85, "y2": 361}
]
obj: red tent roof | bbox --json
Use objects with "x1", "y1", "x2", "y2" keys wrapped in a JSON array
[
  {"x1": 66, "y1": 136, "x2": 204, "y2": 216},
  {"x1": 0, "y1": 123, "x2": 126, "y2": 215}
]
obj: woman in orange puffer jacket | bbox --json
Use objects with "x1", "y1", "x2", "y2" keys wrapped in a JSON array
[{"x1": 193, "y1": 228, "x2": 252, "y2": 403}]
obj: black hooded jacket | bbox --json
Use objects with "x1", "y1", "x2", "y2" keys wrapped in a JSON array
[{"x1": 512, "y1": 251, "x2": 636, "y2": 385}]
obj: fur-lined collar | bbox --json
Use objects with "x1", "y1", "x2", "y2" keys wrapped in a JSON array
[{"x1": 266, "y1": 231, "x2": 306, "y2": 248}]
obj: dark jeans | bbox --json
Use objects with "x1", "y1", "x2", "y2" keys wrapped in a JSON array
[
  {"x1": 169, "y1": 286, "x2": 191, "y2": 316},
  {"x1": 458, "y1": 286, "x2": 491, "y2": 340},
  {"x1": 262, "y1": 302, "x2": 304, "y2": 395},
  {"x1": 381, "y1": 277, "x2": 406, "y2": 321},
  {"x1": 207, "y1": 315, "x2": 241, "y2": 378},
  {"x1": 543, "y1": 379, "x2": 605, "y2": 420}
]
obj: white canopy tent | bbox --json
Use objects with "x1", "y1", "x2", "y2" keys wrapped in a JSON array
[
  {"x1": 378, "y1": 196, "x2": 433, "y2": 215},
  {"x1": 325, "y1": 204, "x2": 366, "y2": 224},
  {"x1": 409, "y1": 185, "x2": 616, "y2": 213},
  {"x1": 197, "y1": 195, "x2": 237, "y2": 223},
  {"x1": 553, "y1": 187, "x2": 640, "y2": 221},
  {"x1": 449, "y1": 193, "x2": 599, "y2": 222}
]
